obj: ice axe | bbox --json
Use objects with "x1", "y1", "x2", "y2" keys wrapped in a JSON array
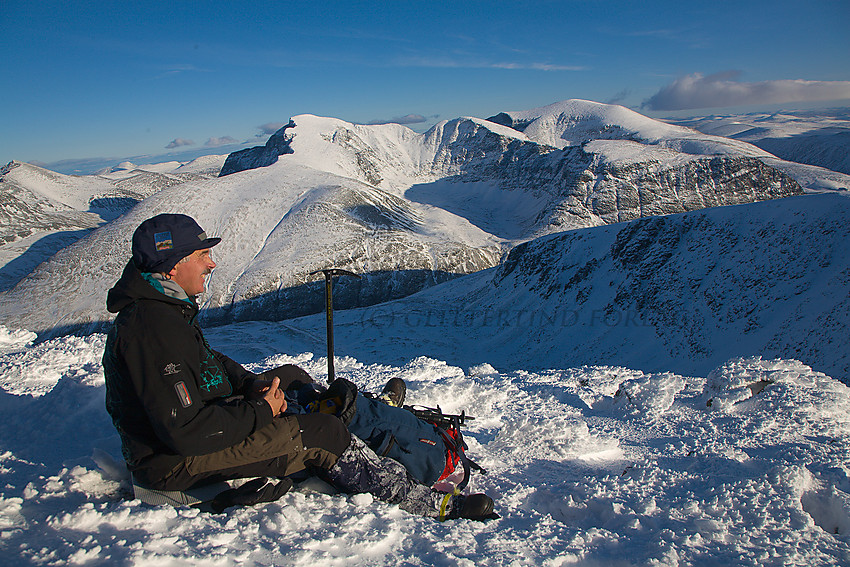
[{"x1": 310, "y1": 268, "x2": 361, "y2": 383}]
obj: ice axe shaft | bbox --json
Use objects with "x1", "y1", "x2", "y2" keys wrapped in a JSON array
[{"x1": 310, "y1": 268, "x2": 360, "y2": 382}]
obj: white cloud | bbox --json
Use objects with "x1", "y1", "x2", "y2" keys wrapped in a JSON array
[
  {"x1": 393, "y1": 54, "x2": 585, "y2": 72},
  {"x1": 155, "y1": 64, "x2": 210, "y2": 79},
  {"x1": 644, "y1": 71, "x2": 850, "y2": 111},
  {"x1": 490, "y1": 62, "x2": 586, "y2": 71},
  {"x1": 204, "y1": 136, "x2": 238, "y2": 148},
  {"x1": 165, "y1": 138, "x2": 195, "y2": 149},
  {"x1": 257, "y1": 122, "x2": 289, "y2": 135},
  {"x1": 368, "y1": 114, "x2": 427, "y2": 126}
]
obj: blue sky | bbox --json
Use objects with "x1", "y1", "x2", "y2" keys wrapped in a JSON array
[{"x1": 3, "y1": 0, "x2": 849, "y2": 171}]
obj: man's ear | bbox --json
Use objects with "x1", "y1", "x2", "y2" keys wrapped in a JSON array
[{"x1": 165, "y1": 266, "x2": 179, "y2": 280}]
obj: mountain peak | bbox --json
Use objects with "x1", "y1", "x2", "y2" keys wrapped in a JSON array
[{"x1": 486, "y1": 98, "x2": 772, "y2": 158}]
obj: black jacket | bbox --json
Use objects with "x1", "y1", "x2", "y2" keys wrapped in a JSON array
[{"x1": 102, "y1": 260, "x2": 274, "y2": 487}]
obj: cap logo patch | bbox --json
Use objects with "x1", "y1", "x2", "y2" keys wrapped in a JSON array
[
  {"x1": 197, "y1": 231, "x2": 207, "y2": 241},
  {"x1": 154, "y1": 231, "x2": 174, "y2": 251}
]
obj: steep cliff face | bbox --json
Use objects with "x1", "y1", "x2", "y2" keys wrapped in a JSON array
[
  {"x1": 547, "y1": 151, "x2": 803, "y2": 229},
  {"x1": 402, "y1": 119, "x2": 802, "y2": 237},
  {"x1": 218, "y1": 120, "x2": 296, "y2": 177}
]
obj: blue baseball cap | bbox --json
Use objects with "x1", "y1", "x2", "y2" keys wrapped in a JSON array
[{"x1": 132, "y1": 213, "x2": 221, "y2": 273}]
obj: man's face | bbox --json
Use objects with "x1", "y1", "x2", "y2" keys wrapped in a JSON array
[{"x1": 168, "y1": 248, "x2": 216, "y2": 297}]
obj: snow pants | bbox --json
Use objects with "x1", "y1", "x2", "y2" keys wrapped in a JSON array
[
  {"x1": 158, "y1": 412, "x2": 350, "y2": 491},
  {"x1": 156, "y1": 413, "x2": 441, "y2": 517}
]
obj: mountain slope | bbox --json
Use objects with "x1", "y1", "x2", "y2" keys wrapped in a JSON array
[
  {"x1": 0, "y1": 161, "x2": 117, "y2": 245},
  {"x1": 0, "y1": 160, "x2": 503, "y2": 335},
  {"x1": 0, "y1": 160, "x2": 217, "y2": 290},
  {"x1": 670, "y1": 108, "x2": 850, "y2": 175},
  {"x1": 295, "y1": 191, "x2": 850, "y2": 384},
  {"x1": 0, "y1": 101, "x2": 827, "y2": 336}
]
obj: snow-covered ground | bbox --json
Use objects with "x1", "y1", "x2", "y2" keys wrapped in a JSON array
[
  {"x1": 1, "y1": 320, "x2": 848, "y2": 566},
  {"x1": 1, "y1": 99, "x2": 848, "y2": 565}
]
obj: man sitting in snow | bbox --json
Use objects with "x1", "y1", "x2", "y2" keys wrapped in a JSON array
[{"x1": 102, "y1": 213, "x2": 495, "y2": 520}]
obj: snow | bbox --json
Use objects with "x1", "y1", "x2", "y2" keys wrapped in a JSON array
[
  {"x1": 0, "y1": 325, "x2": 36, "y2": 355},
  {"x1": 1, "y1": 99, "x2": 849, "y2": 564},
  {"x1": 95, "y1": 155, "x2": 228, "y2": 177},
  {"x1": 1, "y1": 321, "x2": 849, "y2": 565},
  {"x1": 0, "y1": 162, "x2": 116, "y2": 211},
  {"x1": 497, "y1": 99, "x2": 774, "y2": 158},
  {"x1": 1, "y1": 101, "x2": 839, "y2": 336},
  {"x1": 668, "y1": 108, "x2": 850, "y2": 176}
]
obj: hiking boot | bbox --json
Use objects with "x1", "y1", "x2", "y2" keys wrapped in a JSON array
[
  {"x1": 378, "y1": 377, "x2": 406, "y2": 407},
  {"x1": 438, "y1": 492, "x2": 499, "y2": 521},
  {"x1": 457, "y1": 493, "x2": 498, "y2": 520}
]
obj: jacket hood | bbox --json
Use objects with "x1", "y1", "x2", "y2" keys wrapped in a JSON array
[{"x1": 107, "y1": 260, "x2": 195, "y2": 314}]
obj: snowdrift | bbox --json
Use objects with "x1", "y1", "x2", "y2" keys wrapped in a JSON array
[{"x1": 0, "y1": 324, "x2": 848, "y2": 565}]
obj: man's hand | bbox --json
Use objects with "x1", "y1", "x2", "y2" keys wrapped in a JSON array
[
  {"x1": 262, "y1": 376, "x2": 287, "y2": 416},
  {"x1": 250, "y1": 378, "x2": 272, "y2": 399}
]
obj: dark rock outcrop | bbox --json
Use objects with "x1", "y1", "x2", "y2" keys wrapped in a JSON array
[{"x1": 219, "y1": 120, "x2": 296, "y2": 176}]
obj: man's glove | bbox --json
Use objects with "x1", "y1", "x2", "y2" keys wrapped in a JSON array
[
  {"x1": 306, "y1": 377, "x2": 358, "y2": 425},
  {"x1": 210, "y1": 477, "x2": 292, "y2": 513}
]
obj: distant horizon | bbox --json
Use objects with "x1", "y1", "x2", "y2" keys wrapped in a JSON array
[
  {"x1": 20, "y1": 99, "x2": 850, "y2": 176},
  {"x1": 4, "y1": 0, "x2": 848, "y2": 168}
]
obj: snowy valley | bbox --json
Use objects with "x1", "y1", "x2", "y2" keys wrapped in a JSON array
[{"x1": 0, "y1": 99, "x2": 848, "y2": 565}]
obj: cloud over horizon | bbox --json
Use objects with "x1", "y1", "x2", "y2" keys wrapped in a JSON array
[
  {"x1": 205, "y1": 136, "x2": 238, "y2": 147},
  {"x1": 367, "y1": 114, "x2": 428, "y2": 126},
  {"x1": 165, "y1": 138, "x2": 195, "y2": 149},
  {"x1": 644, "y1": 72, "x2": 850, "y2": 111},
  {"x1": 258, "y1": 122, "x2": 289, "y2": 135}
]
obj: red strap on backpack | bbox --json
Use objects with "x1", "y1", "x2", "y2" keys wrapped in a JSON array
[{"x1": 436, "y1": 425, "x2": 462, "y2": 481}]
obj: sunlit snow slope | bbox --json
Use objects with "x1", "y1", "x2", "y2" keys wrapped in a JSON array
[
  {"x1": 286, "y1": 192, "x2": 850, "y2": 384},
  {"x1": 0, "y1": 323, "x2": 848, "y2": 565}
]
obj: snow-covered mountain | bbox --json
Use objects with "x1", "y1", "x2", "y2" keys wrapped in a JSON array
[
  {"x1": 0, "y1": 160, "x2": 219, "y2": 291},
  {"x1": 292, "y1": 191, "x2": 849, "y2": 383},
  {"x1": 669, "y1": 107, "x2": 850, "y2": 175},
  {"x1": 0, "y1": 99, "x2": 837, "y2": 340},
  {"x1": 275, "y1": 109, "x2": 802, "y2": 238},
  {"x1": 0, "y1": 158, "x2": 504, "y2": 336},
  {"x1": 488, "y1": 98, "x2": 776, "y2": 157},
  {"x1": 0, "y1": 161, "x2": 126, "y2": 245},
  {"x1": 1, "y1": 100, "x2": 849, "y2": 565}
]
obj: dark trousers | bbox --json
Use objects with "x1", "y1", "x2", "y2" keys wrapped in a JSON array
[{"x1": 158, "y1": 412, "x2": 350, "y2": 491}]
